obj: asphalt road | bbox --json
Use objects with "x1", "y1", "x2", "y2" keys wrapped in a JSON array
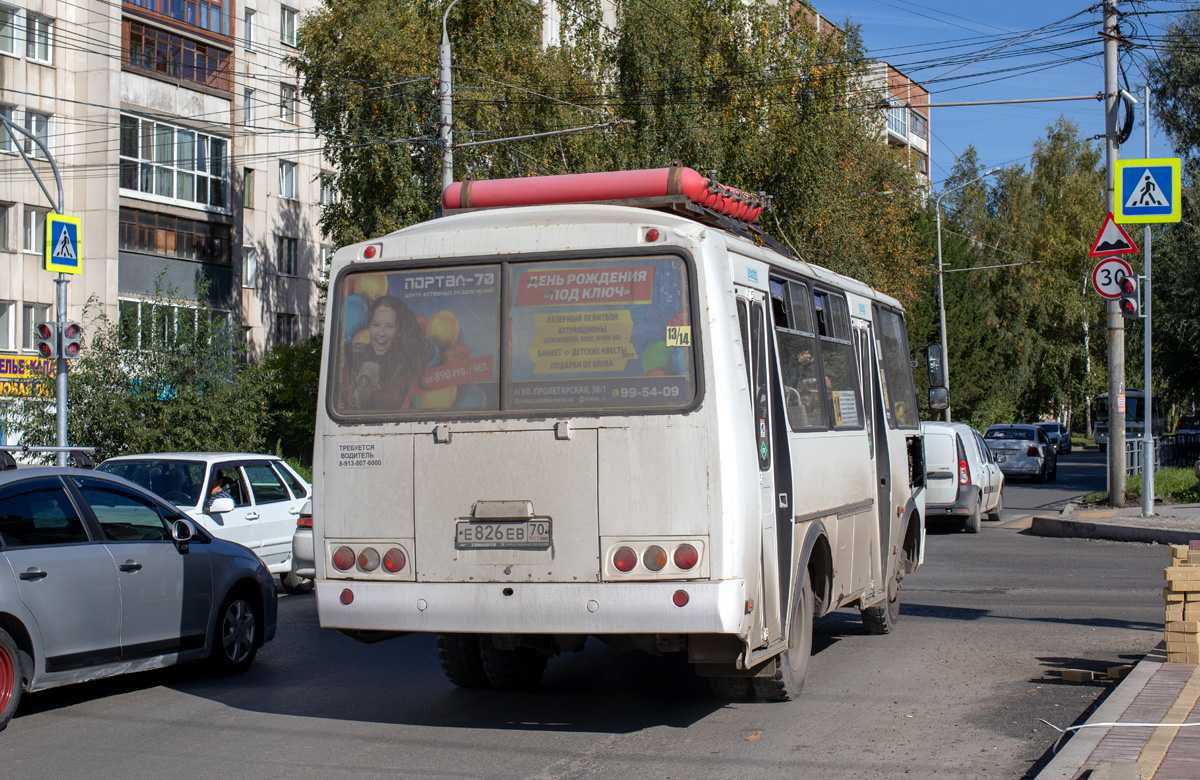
[{"x1": 0, "y1": 446, "x2": 1167, "y2": 779}]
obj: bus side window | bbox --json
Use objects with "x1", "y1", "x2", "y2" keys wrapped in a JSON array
[
  {"x1": 818, "y1": 293, "x2": 862, "y2": 429},
  {"x1": 774, "y1": 279, "x2": 824, "y2": 430},
  {"x1": 737, "y1": 299, "x2": 752, "y2": 394}
]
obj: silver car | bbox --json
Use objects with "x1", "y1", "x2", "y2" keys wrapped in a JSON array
[
  {"x1": 984, "y1": 424, "x2": 1058, "y2": 482},
  {"x1": 0, "y1": 466, "x2": 277, "y2": 731}
]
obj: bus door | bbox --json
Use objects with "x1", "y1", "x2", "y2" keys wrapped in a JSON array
[
  {"x1": 736, "y1": 288, "x2": 789, "y2": 649},
  {"x1": 856, "y1": 320, "x2": 892, "y2": 579}
]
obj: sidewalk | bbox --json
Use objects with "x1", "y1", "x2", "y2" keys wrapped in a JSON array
[{"x1": 1030, "y1": 503, "x2": 1200, "y2": 780}]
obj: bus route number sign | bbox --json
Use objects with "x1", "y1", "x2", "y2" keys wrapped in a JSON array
[{"x1": 1092, "y1": 257, "x2": 1134, "y2": 300}]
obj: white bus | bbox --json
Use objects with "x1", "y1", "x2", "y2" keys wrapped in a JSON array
[
  {"x1": 312, "y1": 167, "x2": 938, "y2": 700},
  {"x1": 1092, "y1": 391, "x2": 1164, "y2": 451}
]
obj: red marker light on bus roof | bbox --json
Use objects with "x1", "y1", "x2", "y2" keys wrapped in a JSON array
[
  {"x1": 645, "y1": 228, "x2": 660, "y2": 242},
  {"x1": 363, "y1": 245, "x2": 377, "y2": 259}
]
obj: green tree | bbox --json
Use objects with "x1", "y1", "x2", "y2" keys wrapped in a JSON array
[
  {"x1": 11, "y1": 282, "x2": 271, "y2": 462},
  {"x1": 291, "y1": 0, "x2": 928, "y2": 304},
  {"x1": 1149, "y1": 6, "x2": 1200, "y2": 165},
  {"x1": 259, "y1": 334, "x2": 323, "y2": 469}
]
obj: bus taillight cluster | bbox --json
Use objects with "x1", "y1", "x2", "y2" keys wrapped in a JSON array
[
  {"x1": 608, "y1": 541, "x2": 703, "y2": 579},
  {"x1": 331, "y1": 543, "x2": 410, "y2": 577}
]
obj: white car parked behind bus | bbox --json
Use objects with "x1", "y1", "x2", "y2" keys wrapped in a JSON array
[
  {"x1": 921, "y1": 422, "x2": 1005, "y2": 533},
  {"x1": 97, "y1": 453, "x2": 313, "y2": 594}
]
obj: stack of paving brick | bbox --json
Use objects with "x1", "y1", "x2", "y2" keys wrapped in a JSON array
[{"x1": 1164, "y1": 541, "x2": 1200, "y2": 663}]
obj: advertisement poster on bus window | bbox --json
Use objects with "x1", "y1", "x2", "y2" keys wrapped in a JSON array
[
  {"x1": 507, "y1": 256, "x2": 695, "y2": 411},
  {"x1": 333, "y1": 266, "x2": 501, "y2": 415}
]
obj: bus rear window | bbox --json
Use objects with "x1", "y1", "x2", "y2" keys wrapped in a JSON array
[
  {"x1": 507, "y1": 256, "x2": 696, "y2": 411},
  {"x1": 330, "y1": 265, "x2": 502, "y2": 416},
  {"x1": 329, "y1": 255, "x2": 696, "y2": 418}
]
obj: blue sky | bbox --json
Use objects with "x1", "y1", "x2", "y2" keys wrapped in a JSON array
[{"x1": 823, "y1": 0, "x2": 1186, "y2": 188}]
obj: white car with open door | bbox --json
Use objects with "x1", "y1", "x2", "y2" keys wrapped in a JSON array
[{"x1": 921, "y1": 422, "x2": 1005, "y2": 533}]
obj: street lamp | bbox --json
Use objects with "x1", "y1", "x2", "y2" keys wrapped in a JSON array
[{"x1": 935, "y1": 166, "x2": 1001, "y2": 421}]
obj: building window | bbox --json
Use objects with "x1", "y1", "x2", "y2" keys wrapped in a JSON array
[
  {"x1": 243, "y1": 167, "x2": 254, "y2": 208},
  {"x1": 120, "y1": 114, "x2": 229, "y2": 211},
  {"x1": 277, "y1": 236, "x2": 297, "y2": 276},
  {"x1": 25, "y1": 13, "x2": 51, "y2": 64},
  {"x1": 0, "y1": 105, "x2": 12, "y2": 152},
  {"x1": 243, "y1": 88, "x2": 255, "y2": 126},
  {"x1": 0, "y1": 300, "x2": 13, "y2": 350},
  {"x1": 21, "y1": 303, "x2": 50, "y2": 351},
  {"x1": 280, "y1": 85, "x2": 297, "y2": 123},
  {"x1": 910, "y1": 110, "x2": 928, "y2": 139},
  {"x1": 320, "y1": 173, "x2": 336, "y2": 206},
  {"x1": 22, "y1": 206, "x2": 46, "y2": 253},
  {"x1": 280, "y1": 6, "x2": 297, "y2": 47},
  {"x1": 320, "y1": 244, "x2": 333, "y2": 276},
  {"x1": 242, "y1": 245, "x2": 257, "y2": 288},
  {"x1": 118, "y1": 207, "x2": 231, "y2": 264},
  {"x1": 0, "y1": 203, "x2": 10, "y2": 250},
  {"x1": 279, "y1": 160, "x2": 296, "y2": 200},
  {"x1": 244, "y1": 8, "x2": 255, "y2": 51},
  {"x1": 121, "y1": 0, "x2": 230, "y2": 38},
  {"x1": 0, "y1": 6, "x2": 17, "y2": 56},
  {"x1": 886, "y1": 99, "x2": 907, "y2": 138},
  {"x1": 276, "y1": 313, "x2": 296, "y2": 346},
  {"x1": 118, "y1": 297, "x2": 232, "y2": 351},
  {"x1": 24, "y1": 111, "x2": 49, "y2": 158},
  {"x1": 123, "y1": 21, "x2": 230, "y2": 92}
]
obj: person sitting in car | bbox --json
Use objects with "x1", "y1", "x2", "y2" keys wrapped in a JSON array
[{"x1": 204, "y1": 470, "x2": 233, "y2": 513}]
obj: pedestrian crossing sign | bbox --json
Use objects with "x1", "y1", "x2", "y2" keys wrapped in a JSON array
[
  {"x1": 1114, "y1": 158, "x2": 1181, "y2": 224},
  {"x1": 44, "y1": 213, "x2": 81, "y2": 274}
]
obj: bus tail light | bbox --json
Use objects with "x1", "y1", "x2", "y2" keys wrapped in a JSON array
[
  {"x1": 333, "y1": 546, "x2": 355, "y2": 571},
  {"x1": 614, "y1": 546, "x2": 637, "y2": 572},
  {"x1": 383, "y1": 548, "x2": 407, "y2": 573},
  {"x1": 672, "y1": 590, "x2": 689, "y2": 607},
  {"x1": 673, "y1": 543, "x2": 698, "y2": 571},
  {"x1": 357, "y1": 547, "x2": 380, "y2": 572},
  {"x1": 340, "y1": 588, "x2": 354, "y2": 605},
  {"x1": 958, "y1": 459, "x2": 970, "y2": 485},
  {"x1": 643, "y1": 545, "x2": 667, "y2": 571}
]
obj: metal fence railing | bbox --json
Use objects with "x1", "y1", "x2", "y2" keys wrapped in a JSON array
[{"x1": 1125, "y1": 434, "x2": 1200, "y2": 477}]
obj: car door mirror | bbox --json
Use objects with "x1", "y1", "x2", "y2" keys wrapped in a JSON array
[
  {"x1": 929, "y1": 387, "x2": 949, "y2": 411},
  {"x1": 171, "y1": 518, "x2": 195, "y2": 554},
  {"x1": 208, "y1": 496, "x2": 235, "y2": 514}
]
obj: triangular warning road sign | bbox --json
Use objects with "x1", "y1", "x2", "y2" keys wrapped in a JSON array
[
  {"x1": 52, "y1": 225, "x2": 76, "y2": 260},
  {"x1": 1125, "y1": 169, "x2": 1170, "y2": 209},
  {"x1": 1088, "y1": 212, "x2": 1138, "y2": 257}
]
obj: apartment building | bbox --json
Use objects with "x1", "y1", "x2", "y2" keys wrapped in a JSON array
[
  {"x1": 0, "y1": 0, "x2": 327, "y2": 438},
  {"x1": 867, "y1": 61, "x2": 932, "y2": 187}
]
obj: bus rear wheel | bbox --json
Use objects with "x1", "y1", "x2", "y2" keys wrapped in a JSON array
[
  {"x1": 436, "y1": 633, "x2": 489, "y2": 688},
  {"x1": 479, "y1": 637, "x2": 547, "y2": 690},
  {"x1": 752, "y1": 576, "x2": 813, "y2": 702}
]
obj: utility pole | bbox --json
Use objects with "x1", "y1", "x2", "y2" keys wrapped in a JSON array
[
  {"x1": 439, "y1": 0, "x2": 461, "y2": 195},
  {"x1": 1103, "y1": 0, "x2": 1125, "y2": 507},
  {"x1": 1141, "y1": 83, "x2": 1154, "y2": 516}
]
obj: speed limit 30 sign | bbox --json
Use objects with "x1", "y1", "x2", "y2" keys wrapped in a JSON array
[{"x1": 1092, "y1": 257, "x2": 1134, "y2": 299}]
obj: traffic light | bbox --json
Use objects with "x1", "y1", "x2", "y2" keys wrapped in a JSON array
[
  {"x1": 34, "y1": 322, "x2": 57, "y2": 359},
  {"x1": 61, "y1": 322, "x2": 81, "y2": 359},
  {"x1": 1118, "y1": 274, "x2": 1142, "y2": 318}
]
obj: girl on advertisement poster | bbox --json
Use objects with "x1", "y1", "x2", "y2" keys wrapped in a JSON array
[{"x1": 344, "y1": 295, "x2": 434, "y2": 411}]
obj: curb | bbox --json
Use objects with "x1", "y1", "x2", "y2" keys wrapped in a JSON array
[
  {"x1": 1029, "y1": 515, "x2": 1200, "y2": 545},
  {"x1": 1032, "y1": 646, "x2": 1165, "y2": 779}
]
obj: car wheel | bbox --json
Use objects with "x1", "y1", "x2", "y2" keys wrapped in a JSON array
[
  {"x1": 963, "y1": 499, "x2": 982, "y2": 533},
  {"x1": 987, "y1": 490, "x2": 1004, "y2": 522},
  {"x1": 862, "y1": 555, "x2": 903, "y2": 634},
  {"x1": 280, "y1": 571, "x2": 314, "y2": 595},
  {"x1": 436, "y1": 633, "x2": 490, "y2": 688},
  {"x1": 0, "y1": 628, "x2": 23, "y2": 731},
  {"x1": 479, "y1": 637, "x2": 547, "y2": 690},
  {"x1": 209, "y1": 591, "x2": 260, "y2": 675},
  {"x1": 753, "y1": 575, "x2": 814, "y2": 702}
]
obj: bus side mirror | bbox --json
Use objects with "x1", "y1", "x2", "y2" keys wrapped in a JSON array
[
  {"x1": 929, "y1": 387, "x2": 949, "y2": 411},
  {"x1": 927, "y1": 345, "x2": 946, "y2": 389}
]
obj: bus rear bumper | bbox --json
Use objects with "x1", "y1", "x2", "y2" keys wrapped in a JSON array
[{"x1": 315, "y1": 578, "x2": 748, "y2": 635}]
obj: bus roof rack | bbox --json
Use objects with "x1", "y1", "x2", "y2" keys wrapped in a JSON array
[{"x1": 441, "y1": 164, "x2": 795, "y2": 260}]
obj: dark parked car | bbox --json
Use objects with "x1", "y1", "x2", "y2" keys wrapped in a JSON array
[{"x1": 0, "y1": 465, "x2": 277, "y2": 731}]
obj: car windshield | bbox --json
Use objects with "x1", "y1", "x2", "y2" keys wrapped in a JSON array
[
  {"x1": 1036, "y1": 424, "x2": 1059, "y2": 436},
  {"x1": 96, "y1": 459, "x2": 207, "y2": 506},
  {"x1": 985, "y1": 428, "x2": 1035, "y2": 441}
]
